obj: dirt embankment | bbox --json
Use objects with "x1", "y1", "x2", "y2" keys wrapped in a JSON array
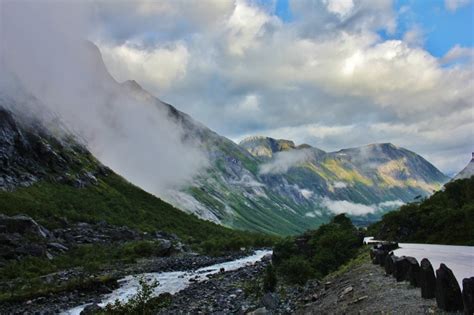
[{"x1": 296, "y1": 250, "x2": 456, "y2": 315}]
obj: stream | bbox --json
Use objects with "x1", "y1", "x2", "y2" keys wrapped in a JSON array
[{"x1": 62, "y1": 249, "x2": 272, "y2": 314}]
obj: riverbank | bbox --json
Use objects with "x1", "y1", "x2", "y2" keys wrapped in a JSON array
[{"x1": 0, "y1": 251, "x2": 250, "y2": 314}]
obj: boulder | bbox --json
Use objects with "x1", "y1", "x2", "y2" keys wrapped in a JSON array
[
  {"x1": 376, "y1": 241, "x2": 399, "y2": 251},
  {"x1": 393, "y1": 256, "x2": 410, "y2": 282},
  {"x1": 462, "y1": 277, "x2": 474, "y2": 315},
  {"x1": 371, "y1": 249, "x2": 389, "y2": 266},
  {"x1": 261, "y1": 292, "x2": 279, "y2": 310},
  {"x1": 0, "y1": 214, "x2": 50, "y2": 238},
  {"x1": 384, "y1": 254, "x2": 396, "y2": 275},
  {"x1": 405, "y1": 256, "x2": 420, "y2": 287},
  {"x1": 435, "y1": 263, "x2": 463, "y2": 312},
  {"x1": 420, "y1": 258, "x2": 436, "y2": 299}
]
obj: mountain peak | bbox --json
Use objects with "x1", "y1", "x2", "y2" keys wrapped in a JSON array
[
  {"x1": 239, "y1": 136, "x2": 296, "y2": 157},
  {"x1": 452, "y1": 152, "x2": 474, "y2": 181}
]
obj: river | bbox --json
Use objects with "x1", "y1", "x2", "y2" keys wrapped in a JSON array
[{"x1": 62, "y1": 249, "x2": 272, "y2": 314}]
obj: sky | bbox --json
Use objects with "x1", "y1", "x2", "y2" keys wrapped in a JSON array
[{"x1": 90, "y1": 0, "x2": 471, "y2": 175}]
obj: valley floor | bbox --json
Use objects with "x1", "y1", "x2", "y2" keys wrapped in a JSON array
[{"x1": 156, "y1": 248, "x2": 456, "y2": 314}]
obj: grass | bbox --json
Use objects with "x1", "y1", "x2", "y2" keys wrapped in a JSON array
[{"x1": 0, "y1": 173, "x2": 277, "y2": 253}]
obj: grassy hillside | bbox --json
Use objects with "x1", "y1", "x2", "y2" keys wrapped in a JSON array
[
  {"x1": 367, "y1": 176, "x2": 474, "y2": 245},
  {"x1": 0, "y1": 173, "x2": 276, "y2": 254}
]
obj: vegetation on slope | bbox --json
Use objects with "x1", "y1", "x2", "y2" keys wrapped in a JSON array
[
  {"x1": 367, "y1": 177, "x2": 474, "y2": 245},
  {"x1": 271, "y1": 214, "x2": 363, "y2": 285},
  {"x1": 0, "y1": 173, "x2": 276, "y2": 254}
]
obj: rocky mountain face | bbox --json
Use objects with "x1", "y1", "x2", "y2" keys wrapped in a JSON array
[
  {"x1": 119, "y1": 72, "x2": 449, "y2": 235},
  {"x1": 0, "y1": 106, "x2": 109, "y2": 191},
  {"x1": 165, "y1": 129, "x2": 448, "y2": 234}
]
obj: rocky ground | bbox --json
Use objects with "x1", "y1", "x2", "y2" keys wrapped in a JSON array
[
  {"x1": 0, "y1": 213, "x2": 249, "y2": 314},
  {"x1": 157, "y1": 249, "x2": 460, "y2": 315},
  {"x1": 1, "y1": 247, "x2": 461, "y2": 315}
]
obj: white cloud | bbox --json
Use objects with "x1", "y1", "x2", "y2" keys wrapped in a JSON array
[
  {"x1": 323, "y1": 0, "x2": 354, "y2": 17},
  {"x1": 322, "y1": 198, "x2": 376, "y2": 215},
  {"x1": 259, "y1": 149, "x2": 315, "y2": 174},
  {"x1": 333, "y1": 181, "x2": 348, "y2": 189},
  {"x1": 322, "y1": 198, "x2": 405, "y2": 216},
  {"x1": 91, "y1": 0, "x2": 473, "y2": 175},
  {"x1": 441, "y1": 45, "x2": 474, "y2": 64},
  {"x1": 378, "y1": 200, "x2": 405, "y2": 208},
  {"x1": 300, "y1": 188, "x2": 314, "y2": 199},
  {"x1": 445, "y1": 0, "x2": 471, "y2": 12},
  {"x1": 100, "y1": 42, "x2": 189, "y2": 91}
]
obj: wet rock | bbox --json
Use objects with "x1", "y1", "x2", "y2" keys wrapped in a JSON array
[
  {"x1": 420, "y1": 258, "x2": 436, "y2": 299},
  {"x1": 462, "y1": 277, "x2": 474, "y2": 315},
  {"x1": 405, "y1": 257, "x2": 420, "y2": 287},
  {"x1": 261, "y1": 293, "x2": 279, "y2": 310},
  {"x1": 435, "y1": 263, "x2": 463, "y2": 312}
]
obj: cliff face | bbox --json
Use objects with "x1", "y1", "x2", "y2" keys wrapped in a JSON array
[{"x1": 0, "y1": 107, "x2": 107, "y2": 191}]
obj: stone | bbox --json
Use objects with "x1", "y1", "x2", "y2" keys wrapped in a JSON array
[
  {"x1": 420, "y1": 259, "x2": 436, "y2": 299},
  {"x1": 405, "y1": 256, "x2": 420, "y2": 287},
  {"x1": 462, "y1": 277, "x2": 474, "y2": 315},
  {"x1": 393, "y1": 256, "x2": 410, "y2": 282},
  {"x1": 0, "y1": 214, "x2": 50, "y2": 238},
  {"x1": 384, "y1": 254, "x2": 396, "y2": 275},
  {"x1": 435, "y1": 263, "x2": 463, "y2": 312},
  {"x1": 261, "y1": 292, "x2": 279, "y2": 310},
  {"x1": 247, "y1": 307, "x2": 270, "y2": 315}
]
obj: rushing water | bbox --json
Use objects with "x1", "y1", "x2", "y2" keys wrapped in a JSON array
[{"x1": 62, "y1": 250, "x2": 272, "y2": 315}]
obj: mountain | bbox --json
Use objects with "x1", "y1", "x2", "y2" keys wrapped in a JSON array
[
  {"x1": 0, "y1": 104, "x2": 272, "y2": 253},
  {"x1": 1, "y1": 42, "x2": 449, "y2": 236},
  {"x1": 116, "y1": 64, "x2": 449, "y2": 235},
  {"x1": 452, "y1": 153, "x2": 474, "y2": 181}
]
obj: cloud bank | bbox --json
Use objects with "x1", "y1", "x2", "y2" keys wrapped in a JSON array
[
  {"x1": 0, "y1": 1, "x2": 207, "y2": 197},
  {"x1": 322, "y1": 197, "x2": 405, "y2": 216},
  {"x1": 94, "y1": 0, "x2": 473, "y2": 175},
  {"x1": 259, "y1": 149, "x2": 314, "y2": 174}
]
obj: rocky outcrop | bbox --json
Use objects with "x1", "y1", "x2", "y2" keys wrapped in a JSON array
[
  {"x1": 435, "y1": 263, "x2": 463, "y2": 312},
  {"x1": 0, "y1": 213, "x2": 185, "y2": 265},
  {"x1": 0, "y1": 107, "x2": 109, "y2": 192}
]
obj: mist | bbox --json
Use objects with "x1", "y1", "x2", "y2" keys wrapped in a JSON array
[
  {"x1": 259, "y1": 148, "x2": 315, "y2": 175},
  {"x1": 0, "y1": 1, "x2": 208, "y2": 197}
]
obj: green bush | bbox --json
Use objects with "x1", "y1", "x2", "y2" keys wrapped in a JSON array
[
  {"x1": 273, "y1": 214, "x2": 362, "y2": 285},
  {"x1": 278, "y1": 256, "x2": 314, "y2": 285},
  {"x1": 101, "y1": 276, "x2": 169, "y2": 314},
  {"x1": 368, "y1": 177, "x2": 474, "y2": 245}
]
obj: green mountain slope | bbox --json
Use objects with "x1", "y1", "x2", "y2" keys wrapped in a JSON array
[
  {"x1": 0, "y1": 106, "x2": 273, "y2": 251},
  {"x1": 123, "y1": 80, "x2": 448, "y2": 235},
  {"x1": 367, "y1": 176, "x2": 474, "y2": 245}
]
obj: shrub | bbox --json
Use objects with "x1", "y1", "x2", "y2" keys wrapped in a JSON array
[
  {"x1": 102, "y1": 276, "x2": 160, "y2": 314},
  {"x1": 278, "y1": 256, "x2": 314, "y2": 285}
]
